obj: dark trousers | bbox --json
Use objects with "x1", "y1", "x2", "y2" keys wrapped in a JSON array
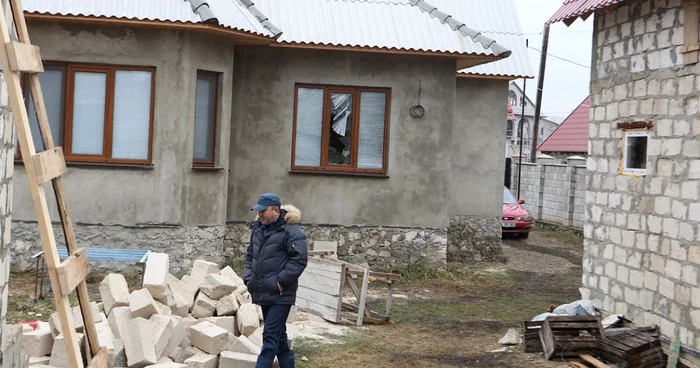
[{"x1": 256, "y1": 304, "x2": 294, "y2": 368}]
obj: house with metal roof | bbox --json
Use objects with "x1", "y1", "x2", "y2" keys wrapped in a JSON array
[
  {"x1": 549, "y1": 0, "x2": 700, "y2": 357},
  {"x1": 537, "y1": 96, "x2": 590, "y2": 160},
  {"x1": 12, "y1": 0, "x2": 532, "y2": 272}
]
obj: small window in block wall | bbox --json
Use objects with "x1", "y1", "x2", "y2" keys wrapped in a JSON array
[{"x1": 622, "y1": 130, "x2": 648, "y2": 175}]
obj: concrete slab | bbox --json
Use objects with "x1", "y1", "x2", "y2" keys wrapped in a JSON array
[
  {"x1": 143, "y1": 252, "x2": 170, "y2": 301},
  {"x1": 129, "y1": 289, "x2": 160, "y2": 319},
  {"x1": 187, "y1": 322, "x2": 232, "y2": 355},
  {"x1": 99, "y1": 274, "x2": 130, "y2": 315},
  {"x1": 123, "y1": 318, "x2": 158, "y2": 368},
  {"x1": 219, "y1": 351, "x2": 257, "y2": 368}
]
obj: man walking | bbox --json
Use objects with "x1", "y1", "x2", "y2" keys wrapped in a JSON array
[{"x1": 244, "y1": 193, "x2": 308, "y2": 368}]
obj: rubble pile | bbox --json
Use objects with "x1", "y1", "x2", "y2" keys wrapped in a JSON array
[{"x1": 21, "y1": 254, "x2": 297, "y2": 368}]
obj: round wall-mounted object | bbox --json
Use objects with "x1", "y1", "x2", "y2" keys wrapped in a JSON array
[{"x1": 410, "y1": 105, "x2": 425, "y2": 118}]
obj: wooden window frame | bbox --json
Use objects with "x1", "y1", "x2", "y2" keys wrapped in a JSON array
[
  {"x1": 64, "y1": 63, "x2": 156, "y2": 165},
  {"x1": 192, "y1": 70, "x2": 219, "y2": 167},
  {"x1": 291, "y1": 84, "x2": 391, "y2": 175},
  {"x1": 682, "y1": 0, "x2": 700, "y2": 65},
  {"x1": 620, "y1": 129, "x2": 648, "y2": 177}
]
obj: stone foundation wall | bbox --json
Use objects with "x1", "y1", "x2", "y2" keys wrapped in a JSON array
[
  {"x1": 225, "y1": 222, "x2": 447, "y2": 270},
  {"x1": 10, "y1": 221, "x2": 225, "y2": 276},
  {"x1": 446, "y1": 216, "x2": 502, "y2": 262}
]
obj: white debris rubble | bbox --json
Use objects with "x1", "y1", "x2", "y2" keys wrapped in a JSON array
[{"x1": 20, "y1": 254, "x2": 312, "y2": 368}]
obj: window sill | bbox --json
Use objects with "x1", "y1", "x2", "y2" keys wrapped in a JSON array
[
  {"x1": 191, "y1": 165, "x2": 225, "y2": 171},
  {"x1": 14, "y1": 159, "x2": 154, "y2": 170},
  {"x1": 289, "y1": 169, "x2": 389, "y2": 178}
]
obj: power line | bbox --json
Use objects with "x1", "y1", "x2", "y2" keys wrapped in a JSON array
[{"x1": 528, "y1": 46, "x2": 591, "y2": 69}]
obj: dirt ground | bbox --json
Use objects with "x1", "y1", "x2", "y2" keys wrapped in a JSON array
[{"x1": 6, "y1": 227, "x2": 584, "y2": 367}]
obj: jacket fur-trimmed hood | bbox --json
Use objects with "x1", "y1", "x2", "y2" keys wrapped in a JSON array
[{"x1": 253, "y1": 204, "x2": 301, "y2": 224}]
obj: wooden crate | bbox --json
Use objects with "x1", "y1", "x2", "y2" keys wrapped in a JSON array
[
  {"x1": 523, "y1": 320, "x2": 543, "y2": 353},
  {"x1": 539, "y1": 316, "x2": 605, "y2": 360},
  {"x1": 600, "y1": 331, "x2": 666, "y2": 368}
]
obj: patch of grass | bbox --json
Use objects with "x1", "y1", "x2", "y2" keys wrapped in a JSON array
[
  {"x1": 296, "y1": 334, "x2": 382, "y2": 368},
  {"x1": 388, "y1": 263, "x2": 451, "y2": 282},
  {"x1": 223, "y1": 259, "x2": 246, "y2": 275}
]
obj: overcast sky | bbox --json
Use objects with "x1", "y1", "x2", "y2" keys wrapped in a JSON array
[{"x1": 512, "y1": 0, "x2": 594, "y2": 122}]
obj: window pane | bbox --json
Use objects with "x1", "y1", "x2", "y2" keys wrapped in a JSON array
[
  {"x1": 194, "y1": 77, "x2": 214, "y2": 162},
  {"x1": 294, "y1": 88, "x2": 323, "y2": 166},
  {"x1": 71, "y1": 71, "x2": 106, "y2": 155},
  {"x1": 358, "y1": 92, "x2": 386, "y2": 169},
  {"x1": 626, "y1": 135, "x2": 647, "y2": 169},
  {"x1": 328, "y1": 92, "x2": 353, "y2": 165},
  {"x1": 27, "y1": 69, "x2": 64, "y2": 151},
  {"x1": 112, "y1": 70, "x2": 152, "y2": 160}
]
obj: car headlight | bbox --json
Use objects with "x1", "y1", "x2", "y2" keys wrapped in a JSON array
[{"x1": 524, "y1": 215, "x2": 532, "y2": 222}]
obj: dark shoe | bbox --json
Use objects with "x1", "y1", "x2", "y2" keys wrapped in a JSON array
[
  {"x1": 256, "y1": 355, "x2": 275, "y2": 368},
  {"x1": 277, "y1": 350, "x2": 295, "y2": 368}
]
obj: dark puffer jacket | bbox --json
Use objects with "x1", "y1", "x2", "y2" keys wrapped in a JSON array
[{"x1": 243, "y1": 205, "x2": 308, "y2": 305}]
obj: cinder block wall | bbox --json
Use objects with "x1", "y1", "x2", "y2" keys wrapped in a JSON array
[
  {"x1": 585, "y1": 0, "x2": 700, "y2": 349},
  {"x1": 510, "y1": 162, "x2": 586, "y2": 228}
]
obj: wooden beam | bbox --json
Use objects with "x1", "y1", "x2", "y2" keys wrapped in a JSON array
[
  {"x1": 579, "y1": 354, "x2": 609, "y2": 368},
  {"x1": 32, "y1": 147, "x2": 67, "y2": 184},
  {"x1": 5, "y1": 41, "x2": 43, "y2": 72},
  {"x1": 56, "y1": 248, "x2": 89, "y2": 296},
  {"x1": 356, "y1": 268, "x2": 370, "y2": 326}
]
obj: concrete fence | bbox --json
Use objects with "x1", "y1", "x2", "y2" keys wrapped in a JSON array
[{"x1": 509, "y1": 157, "x2": 587, "y2": 229}]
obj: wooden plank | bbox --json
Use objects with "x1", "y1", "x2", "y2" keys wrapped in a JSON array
[
  {"x1": 0, "y1": 1, "x2": 84, "y2": 366},
  {"x1": 579, "y1": 354, "x2": 609, "y2": 368},
  {"x1": 685, "y1": 0, "x2": 700, "y2": 64},
  {"x1": 5, "y1": 41, "x2": 43, "y2": 72},
  {"x1": 356, "y1": 267, "x2": 369, "y2": 326},
  {"x1": 298, "y1": 271, "x2": 341, "y2": 294},
  {"x1": 386, "y1": 281, "x2": 393, "y2": 316},
  {"x1": 299, "y1": 267, "x2": 343, "y2": 285},
  {"x1": 307, "y1": 256, "x2": 345, "y2": 272},
  {"x1": 9, "y1": 0, "x2": 102, "y2": 363},
  {"x1": 32, "y1": 147, "x2": 67, "y2": 184},
  {"x1": 567, "y1": 362, "x2": 588, "y2": 368},
  {"x1": 56, "y1": 248, "x2": 89, "y2": 296},
  {"x1": 345, "y1": 274, "x2": 362, "y2": 300},
  {"x1": 87, "y1": 347, "x2": 107, "y2": 368},
  {"x1": 295, "y1": 296, "x2": 340, "y2": 322},
  {"x1": 296, "y1": 287, "x2": 341, "y2": 309}
]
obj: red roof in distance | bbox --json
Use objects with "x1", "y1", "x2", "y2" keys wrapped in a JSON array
[{"x1": 537, "y1": 96, "x2": 590, "y2": 153}]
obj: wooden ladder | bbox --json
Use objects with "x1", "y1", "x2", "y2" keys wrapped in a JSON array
[{"x1": 0, "y1": 1, "x2": 106, "y2": 367}]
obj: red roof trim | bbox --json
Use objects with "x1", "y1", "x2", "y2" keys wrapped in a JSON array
[{"x1": 547, "y1": 0, "x2": 626, "y2": 25}]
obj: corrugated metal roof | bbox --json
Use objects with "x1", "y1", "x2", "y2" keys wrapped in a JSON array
[
  {"x1": 428, "y1": 0, "x2": 534, "y2": 78},
  {"x1": 252, "y1": 0, "x2": 509, "y2": 57},
  {"x1": 537, "y1": 96, "x2": 590, "y2": 153},
  {"x1": 22, "y1": 0, "x2": 276, "y2": 38},
  {"x1": 547, "y1": 0, "x2": 625, "y2": 25}
]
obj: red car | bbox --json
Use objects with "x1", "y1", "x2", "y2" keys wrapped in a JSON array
[{"x1": 502, "y1": 186, "x2": 533, "y2": 238}]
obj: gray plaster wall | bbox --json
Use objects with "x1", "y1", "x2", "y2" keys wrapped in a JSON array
[
  {"x1": 13, "y1": 22, "x2": 234, "y2": 226},
  {"x1": 584, "y1": 0, "x2": 700, "y2": 348},
  {"x1": 228, "y1": 46, "x2": 456, "y2": 229},
  {"x1": 452, "y1": 77, "x2": 507, "y2": 217}
]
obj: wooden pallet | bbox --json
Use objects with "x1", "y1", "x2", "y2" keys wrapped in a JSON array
[
  {"x1": 523, "y1": 320, "x2": 543, "y2": 353},
  {"x1": 0, "y1": 1, "x2": 105, "y2": 366},
  {"x1": 539, "y1": 316, "x2": 605, "y2": 360},
  {"x1": 599, "y1": 330, "x2": 666, "y2": 368}
]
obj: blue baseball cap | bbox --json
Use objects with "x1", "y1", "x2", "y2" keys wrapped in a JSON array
[{"x1": 251, "y1": 193, "x2": 282, "y2": 211}]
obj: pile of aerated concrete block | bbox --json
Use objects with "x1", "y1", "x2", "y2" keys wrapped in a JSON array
[{"x1": 21, "y1": 254, "x2": 297, "y2": 368}]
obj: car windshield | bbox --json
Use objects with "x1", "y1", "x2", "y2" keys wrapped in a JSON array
[{"x1": 503, "y1": 187, "x2": 518, "y2": 204}]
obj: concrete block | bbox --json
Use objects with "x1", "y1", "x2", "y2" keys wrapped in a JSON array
[
  {"x1": 236, "y1": 304, "x2": 259, "y2": 337},
  {"x1": 228, "y1": 335, "x2": 259, "y2": 355},
  {"x1": 219, "y1": 351, "x2": 257, "y2": 368},
  {"x1": 199, "y1": 274, "x2": 237, "y2": 300},
  {"x1": 123, "y1": 318, "x2": 158, "y2": 368},
  {"x1": 190, "y1": 260, "x2": 219, "y2": 280},
  {"x1": 178, "y1": 316, "x2": 200, "y2": 349},
  {"x1": 179, "y1": 275, "x2": 201, "y2": 309},
  {"x1": 200, "y1": 317, "x2": 236, "y2": 334},
  {"x1": 130, "y1": 289, "x2": 160, "y2": 319},
  {"x1": 112, "y1": 339, "x2": 128, "y2": 368},
  {"x1": 256, "y1": 304, "x2": 263, "y2": 320},
  {"x1": 168, "y1": 347, "x2": 186, "y2": 364},
  {"x1": 172, "y1": 293, "x2": 189, "y2": 317},
  {"x1": 183, "y1": 353, "x2": 218, "y2": 368},
  {"x1": 286, "y1": 306, "x2": 298, "y2": 323},
  {"x1": 188, "y1": 321, "x2": 233, "y2": 355},
  {"x1": 219, "y1": 266, "x2": 245, "y2": 287},
  {"x1": 99, "y1": 273, "x2": 130, "y2": 315},
  {"x1": 150, "y1": 314, "x2": 174, "y2": 358},
  {"x1": 95, "y1": 320, "x2": 117, "y2": 364},
  {"x1": 144, "y1": 252, "x2": 170, "y2": 301},
  {"x1": 143, "y1": 363, "x2": 187, "y2": 367},
  {"x1": 23, "y1": 327, "x2": 54, "y2": 357},
  {"x1": 235, "y1": 291, "x2": 252, "y2": 305},
  {"x1": 28, "y1": 356, "x2": 51, "y2": 365},
  {"x1": 155, "y1": 301, "x2": 173, "y2": 315},
  {"x1": 215, "y1": 293, "x2": 239, "y2": 316},
  {"x1": 191, "y1": 293, "x2": 216, "y2": 319},
  {"x1": 248, "y1": 327, "x2": 263, "y2": 348},
  {"x1": 108, "y1": 306, "x2": 133, "y2": 340},
  {"x1": 161, "y1": 316, "x2": 186, "y2": 359},
  {"x1": 49, "y1": 332, "x2": 85, "y2": 368}
]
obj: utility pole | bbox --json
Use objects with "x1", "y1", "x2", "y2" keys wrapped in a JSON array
[
  {"x1": 531, "y1": 23, "x2": 550, "y2": 163},
  {"x1": 517, "y1": 39, "x2": 528, "y2": 200}
]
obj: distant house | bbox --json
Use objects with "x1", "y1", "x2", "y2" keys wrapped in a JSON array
[
  {"x1": 538, "y1": 96, "x2": 591, "y2": 161},
  {"x1": 507, "y1": 82, "x2": 559, "y2": 159},
  {"x1": 11, "y1": 0, "x2": 532, "y2": 272},
  {"x1": 551, "y1": 0, "x2": 700, "y2": 354}
]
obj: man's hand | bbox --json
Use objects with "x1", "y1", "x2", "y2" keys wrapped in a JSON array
[{"x1": 277, "y1": 282, "x2": 284, "y2": 292}]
